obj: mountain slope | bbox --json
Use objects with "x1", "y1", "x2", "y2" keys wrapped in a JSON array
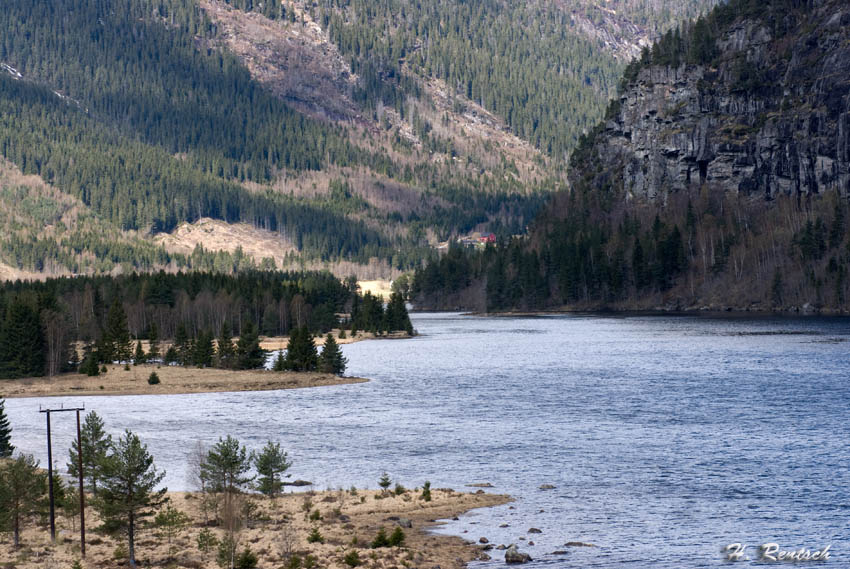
[
  {"x1": 0, "y1": 0, "x2": 716, "y2": 279},
  {"x1": 413, "y1": 0, "x2": 850, "y2": 313}
]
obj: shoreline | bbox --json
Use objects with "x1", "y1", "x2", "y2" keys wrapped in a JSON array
[
  {"x1": 0, "y1": 488, "x2": 512, "y2": 569},
  {"x1": 2, "y1": 364, "x2": 368, "y2": 399},
  {"x1": 448, "y1": 308, "x2": 850, "y2": 319}
]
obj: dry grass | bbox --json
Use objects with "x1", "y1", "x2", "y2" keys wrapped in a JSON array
[
  {"x1": 0, "y1": 488, "x2": 511, "y2": 569},
  {"x1": 2, "y1": 364, "x2": 367, "y2": 399},
  {"x1": 356, "y1": 280, "x2": 394, "y2": 301},
  {"x1": 153, "y1": 217, "x2": 297, "y2": 268}
]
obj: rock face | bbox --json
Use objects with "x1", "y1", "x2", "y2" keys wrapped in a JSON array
[
  {"x1": 601, "y1": 2, "x2": 850, "y2": 203},
  {"x1": 504, "y1": 544, "x2": 532, "y2": 564}
]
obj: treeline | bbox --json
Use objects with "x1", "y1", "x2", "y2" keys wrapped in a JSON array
[
  {"x1": 0, "y1": 271, "x2": 413, "y2": 379},
  {"x1": 413, "y1": 190, "x2": 850, "y2": 312}
]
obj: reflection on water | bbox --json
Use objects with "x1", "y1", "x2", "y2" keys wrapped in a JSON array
[{"x1": 6, "y1": 312, "x2": 850, "y2": 567}]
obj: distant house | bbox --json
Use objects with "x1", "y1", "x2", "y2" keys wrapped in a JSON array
[{"x1": 479, "y1": 233, "x2": 496, "y2": 244}]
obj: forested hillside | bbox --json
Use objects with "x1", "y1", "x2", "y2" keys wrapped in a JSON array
[
  {"x1": 412, "y1": 0, "x2": 850, "y2": 314},
  {"x1": 0, "y1": 0, "x2": 715, "y2": 278}
]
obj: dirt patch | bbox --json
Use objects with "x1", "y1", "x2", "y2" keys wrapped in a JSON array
[{"x1": 0, "y1": 488, "x2": 511, "y2": 569}]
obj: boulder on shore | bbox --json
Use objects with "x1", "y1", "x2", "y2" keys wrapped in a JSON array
[{"x1": 505, "y1": 544, "x2": 532, "y2": 564}]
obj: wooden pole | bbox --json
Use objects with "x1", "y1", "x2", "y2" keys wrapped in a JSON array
[
  {"x1": 39, "y1": 406, "x2": 86, "y2": 545},
  {"x1": 76, "y1": 409, "x2": 86, "y2": 558},
  {"x1": 45, "y1": 411, "x2": 55, "y2": 542}
]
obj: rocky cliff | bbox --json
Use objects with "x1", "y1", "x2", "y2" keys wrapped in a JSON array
[
  {"x1": 601, "y1": 0, "x2": 850, "y2": 203},
  {"x1": 412, "y1": 0, "x2": 850, "y2": 314}
]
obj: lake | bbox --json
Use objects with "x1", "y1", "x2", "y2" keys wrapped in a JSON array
[{"x1": 5, "y1": 312, "x2": 850, "y2": 567}]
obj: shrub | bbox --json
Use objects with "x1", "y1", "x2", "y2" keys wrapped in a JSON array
[
  {"x1": 113, "y1": 544, "x2": 128, "y2": 560},
  {"x1": 197, "y1": 528, "x2": 218, "y2": 556},
  {"x1": 307, "y1": 527, "x2": 324, "y2": 544},
  {"x1": 421, "y1": 481, "x2": 431, "y2": 502},
  {"x1": 217, "y1": 535, "x2": 237, "y2": 569},
  {"x1": 148, "y1": 371, "x2": 160, "y2": 385},
  {"x1": 343, "y1": 550, "x2": 361, "y2": 567},
  {"x1": 394, "y1": 483, "x2": 406, "y2": 496},
  {"x1": 304, "y1": 555, "x2": 317, "y2": 569},
  {"x1": 236, "y1": 547, "x2": 258, "y2": 569},
  {"x1": 309, "y1": 509, "x2": 322, "y2": 521},
  {"x1": 371, "y1": 527, "x2": 389, "y2": 548},
  {"x1": 388, "y1": 527, "x2": 405, "y2": 547}
]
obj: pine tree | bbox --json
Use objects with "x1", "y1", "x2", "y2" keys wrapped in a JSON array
[
  {"x1": 235, "y1": 322, "x2": 265, "y2": 370},
  {"x1": 0, "y1": 454, "x2": 47, "y2": 549},
  {"x1": 133, "y1": 341, "x2": 146, "y2": 365},
  {"x1": 0, "y1": 397, "x2": 14, "y2": 458},
  {"x1": 216, "y1": 321, "x2": 236, "y2": 369},
  {"x1": 253, "y1": 441, "x2": 292, "y2": 498},
  {"x1": 147, "y1": 323, "x2": 160, "y2": 362},
  {"x1": 104, "y1": 299, "x2": 133, "y2": 364},
  {"x1": 94, "y1": 430, "x2": 167, "y2": 569},
  {"x1": 67, "y1": 411, "x2": 113, "y2": 496},
  {"x1": 319, "y1": 333, "x2": 347, "y2": 375},
  {"x1": 200, "y1": 435, "x2": 253, "y2": 497}
]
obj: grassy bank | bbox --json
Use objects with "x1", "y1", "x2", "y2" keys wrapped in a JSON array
[{"x1": 0, "y1": 488, "x2": 511, "y2": 569}]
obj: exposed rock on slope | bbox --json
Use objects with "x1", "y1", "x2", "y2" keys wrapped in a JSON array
[{"x1": 603, "y1": 4, "x2": 850, "y2": 202}]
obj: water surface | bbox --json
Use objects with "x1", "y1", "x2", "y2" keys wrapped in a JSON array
[{"x1": 6, "y1": 313, "x2": 850, "y2": 567}]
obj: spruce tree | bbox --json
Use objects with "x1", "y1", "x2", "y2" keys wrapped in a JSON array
[
  {"x1": 272, "y1": 350, "x2": 286, "y2": 372},
  {"x1": 133, "y1": 341, "x2": 146, "y2": 365},
  {"x1": 235, "y1": 322, "x2": 265, "y2": 370},
  {"x1": 104, "y1": 299, "x2": 133, "y2": 364},
  {"x1": 319, "y1": 333, "x2": 347, "y2": 375},
  {"x1": 286, "y1": 327, "x2": 319, "y2": 372},
  {"x1": 94, "y1": 430, "x2": 167, "y2": 569},
  {"x1": 173, "y1": 322, "x2": 192, "y2": 366},
  {"x1": 200, "y1": 435, "x2": 253, "y2": 496},
  {"x1": 80, "y1": 346, "x2": 101, "y2": 376},
  {"x1": 147, "y1": 323, "x2": 160, "y2": 362},
  {"x1": 0, "y1": 397, "x2": 14, "y2": 458},
  {"x1": 0, "y1": 300, "x2": 46, "y2": 379},
  {"x1": 67, "y1": 411, "x2": 113, "y2": 496},
  {"x1": 192, "y1": 329, "x2": 215, "y2": 368},
  {"x1": 216, "y1": 321, "x2": 236, "y2": 369},
  {"x1": 253, "y1": 441, "x2": 292, "y2": 498}
]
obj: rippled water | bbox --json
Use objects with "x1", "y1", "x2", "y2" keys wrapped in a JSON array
[{"x1": 5, "y1": 313, "x2": 850, "y2": 567}]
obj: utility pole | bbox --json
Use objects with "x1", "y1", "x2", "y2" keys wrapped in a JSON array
[
  {"x1": 39, "y1": 405, "x2": 86, "y2": 555},
  {"x1": 76, "y1": 408, "x2": 86, "y2": 558}
]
